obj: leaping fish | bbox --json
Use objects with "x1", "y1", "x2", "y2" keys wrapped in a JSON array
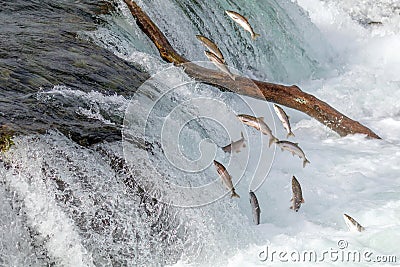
[
  {"x1": 249, "y1": 191, "x2": 261, "y2": 225},
  {"x1": 236, "y1": 114, "x2": 279, "y2": 147},
  {"x1": 290, "y1": 176, "x2": 304, "y2": 212},
  {"x1": 213, "y1": 160, "x2": 240, "y2": 198},
  {"x1": 343, "y1": 214, "x2": 365, "y2": 232},
  {"x1": 222, "y1": 132, "x2": 246, "y2": 153},
  {"x1": 225, "y1": 10, "x2": 260, "y2": 40},
  {"x1": 276, "y1": 140, "x2": 310, "y2": 168},
  {"x1": 273, "y1": 104, "x2": 295, "y2": 138},
  {"x1": 204, "y1": 51, "x2": 235, "y2": 80},
  {"x1": 196, "y1": 35, "x2": 225, "y2": 63}
]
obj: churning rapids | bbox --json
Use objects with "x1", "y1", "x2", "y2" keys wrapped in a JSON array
[{"x1": 1, "y1": 0, "x2": 400, "y2": 266}]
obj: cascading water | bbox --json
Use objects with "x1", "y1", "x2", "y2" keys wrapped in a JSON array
[
  {"x1": 1, "y1": 0, "x2": 400, "y2": 266},
  {"x1": 93, "y1": 0, "x2": 336, "y2": 83}
]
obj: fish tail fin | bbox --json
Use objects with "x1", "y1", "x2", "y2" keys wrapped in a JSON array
[
  {"x1": 231, "y1": 191, "x2": 240, "y2": 198},
  {"x1": 252, "y1": 32, "x2": 261, "y2": 40},
  {"x1": 268, "y1": 136, "x2": 279, "y2": 147},
  {"x1": 287, "y1": 132, "x2": 295, "y2": 138},
  {"x1": 221, "y1": 147, "x2": 231, "y2": 153},
  {"x1": 220, "y1": 144, "x2": 231, "y2": 153},
  {"x1": 303, "y1": 158, "x2": 310, "y2": 168}
]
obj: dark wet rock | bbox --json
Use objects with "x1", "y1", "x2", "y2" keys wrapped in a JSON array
[{"x1": 0, "y1": 0, "x2": 149, "y2": 146}]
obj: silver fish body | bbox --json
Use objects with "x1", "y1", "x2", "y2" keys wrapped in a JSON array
[
  {"x1": 343, "y1": 214, "x2": 365, "y2": 232},
  {"x1": 196, "y1": 35, "x2": 225, "y2": 63},
  {"x1": 236, "y1": 114, "x2": 278, "y2": 147},
  {"x1": 204, "y1": 51, "x2": 235, "y2": 80},
  {"x1": 213, "y1": 160, "x2": 240, "y2": 198},
  {"x1": 249, "y1": 191, "x2": 261, "y2": 225},
  {"x1": 222, "y1": 132, "x2": 246, "y2": 153},
  {"x1": 273, "y1": 104, "x2": 295, "y2": 138},
  {"x1": 276, "y1": 140, "x2": 310, "y2": 167},
  {"x1": 290, "y1": 176, "x2": 304, "y2": 212},
  {"x1": 225, "y1": 10, "x2": 260, "y2": 40}
]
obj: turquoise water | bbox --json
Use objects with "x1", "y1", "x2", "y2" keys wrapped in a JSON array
[{"x1": 1, "y1": 0, "x2": 399, "y2": 266}]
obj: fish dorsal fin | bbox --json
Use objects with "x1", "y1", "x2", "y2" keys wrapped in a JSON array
[
  {"x1": 242, "y1": 12, "x2": 251, "y2": 22},
  {"x1": 257, "y1": 116, "x2": 264, "y2": 121},
  {"x1": 301, "y1": 198, "x2": 305, "y2": 203}
]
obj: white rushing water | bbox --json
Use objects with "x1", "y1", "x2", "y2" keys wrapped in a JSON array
[{"x1": 1, "y1": 0, "x2": 400, "y2": 266}]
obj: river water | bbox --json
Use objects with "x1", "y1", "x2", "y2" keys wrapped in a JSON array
[{"x1": 1, "y1": 0, "x2": 400, "y2": 266}]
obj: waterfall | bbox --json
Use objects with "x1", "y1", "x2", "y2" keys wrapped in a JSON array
[{"x1": 2, "y1": 0, "x2": 399, "y2": 266}]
